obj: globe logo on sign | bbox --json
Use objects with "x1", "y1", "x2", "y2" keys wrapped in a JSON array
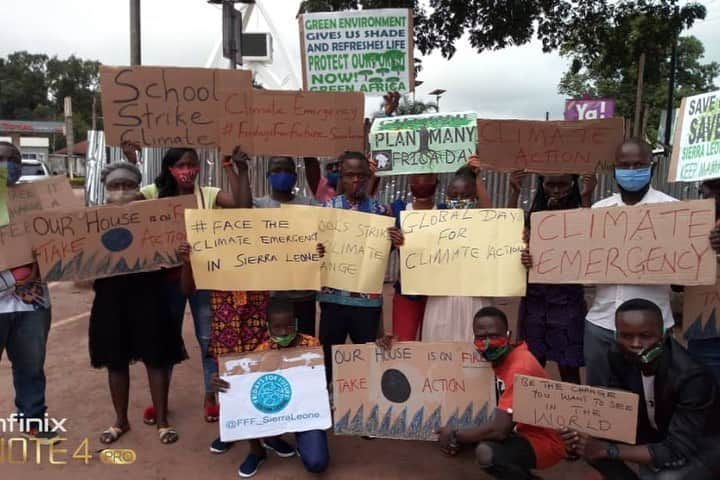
[{"x1": 250, "y1": 374, "x2": 292, "y2": 414}]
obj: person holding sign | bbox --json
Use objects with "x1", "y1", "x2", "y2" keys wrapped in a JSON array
[
  {"x1": 0, "y1": 142, "x2": 55, "y2": 444},
  {"x1": 514, "y1": 171, "x2": 596, "y2": 384},
  {"x1": 210, "y1": 298, "x2": 329, "y2": 478},
  {"x1": 436, "y1": 307, "x2": 565, "y2": 479},
  {"x1": 89, "y1": 162, "x2": 186, "y2": 446},
  {"x1": 122, "y1": 142, "x2": 249, "y2": 424},
  {"x1": 561, "y1": 299, "x2": 720, "y2": 479}
]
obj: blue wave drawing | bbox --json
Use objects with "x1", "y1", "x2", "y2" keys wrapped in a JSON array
[
  {"x1": 684, "y1": 308, "x2": 719, "y2": 341},
  {"x1": 45, "y1": 250, "x2": 179, "y2": 281}
]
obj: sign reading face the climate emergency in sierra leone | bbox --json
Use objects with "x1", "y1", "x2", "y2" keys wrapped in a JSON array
[{"x1": 299, "y1": 9, "x2": 413, "y2": 94}]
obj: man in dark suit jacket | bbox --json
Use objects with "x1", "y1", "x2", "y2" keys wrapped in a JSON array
[{"x1": 561, "y1": 298, "x2": 720, "y2": 479}]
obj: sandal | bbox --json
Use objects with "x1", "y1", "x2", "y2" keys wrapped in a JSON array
[
  {"x1": 143, "y1": 406, "x2": 156, "y2": 425},
  {"x1": 158, "y1": 426, "x2": 179, "y2": 445},
  {"x1": 204, "y1": 404, "x2": 220, "y2": 423},
  {"x1": 100, "y1": 425, "x2": 130, "y2": 445}
]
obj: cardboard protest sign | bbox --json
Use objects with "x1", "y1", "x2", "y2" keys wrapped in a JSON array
[
  {"x1": 370, "y1": 112, "x2": 477, "y2": 176},
  {"x1": 299, "y1": 8, "x2": 414, "y2": 94},
  {"x1": 0, "y1": 177, "x2": 82, "y2": 270},
  {"x1": 28, "y1": 196, "x2": 195, "y2": 281},
  {"x1": 185, "y1": 208, "x2": 322, "y2": 291},
  {"x1": 476, "y1": 117, "x2": 625, "y2": 173},
  {"x1": 682, "y1": 267, "x2": 720, "y2": 342},
  {"x1": 668, "y1": 90, "x2": 720, "y2": 182},
  {"x1": 564, "y1": 98, "x2": 615, "y2": 120},
  {"x1": 219, "y1": 347, "x2": 331, "y2": 442},
  {"x1": 0, "y1": 166, "x2": 8, "y2": 227},
  {"x1": 99, "y1": 65, "x2": 365, "y2": 156},
  {"x1": 512, "y1": 375, "x2": 639, "y2": 444},
  {"x1": 333, "y1": 342, "x2": 496, "y2": 440},
  {"x1": 528, "y1": 199, "x2": 717, "y2": 286},
  {"x1": 399, "y1": 209, "x2": 526, "y2": 296}
]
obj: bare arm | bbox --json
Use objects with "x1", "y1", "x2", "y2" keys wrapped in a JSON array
[
  {"x1": 507, "y1": 170, "x2": 525, "y2": 208},
  {"x1": 303, "y1": 157, "x2": 321, "y2": 196},
  {"x1": 215, "y1": 147, "x2": 252, "y2": 208},
  {"x1": 456, "y1": 409, "x2": 514, "y2": 444}
]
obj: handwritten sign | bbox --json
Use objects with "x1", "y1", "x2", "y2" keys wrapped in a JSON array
[
  {"x1": 0, "y1": 177, "x2": 82, "y2": 270},
  {"x1": 476, "y1": 118, "x2": 625, "y2": 173},
  {"x1": 564, "y1": 98, "x2": 616, "y2": 120},
  {"x1": 333, "y1": 342, "x2": 496, "y2": 440},
  {"x1": 185, "y1": 208, "x2": 322, "y2": 291},
  {"x1": 682, "y1": 267, "x2": 720, "y2": 342},
  {"x1": 371, "y1": 112, "x2": 477, "y2": 176},
  {"x1": 528, "y1": 199, "x2": 717, "y2": 286},
  {"x1": 0, "y1": 166, "x2": 8, "y2": 227},
  {"x1": 299, "y1": 8, "x2": 413, "y2": 94},
  {"x1": 399, "y1": 209, "x2": 526, "y2": 296},
  {"x1": 219, "y1": 347, "x2": 331, "y2": 442},
  {"x1": 28, "y1": 196, "x2": 195, "y2": 281},
  {"x1": 668, "y1": 90, "x2": 720, "y2": 182},
  {"x1": 99, "y1": 65, "x2": 365, "y2": 156},
  {"x1": 512, "y1": 375, "x2": 638, "y2": 444}
]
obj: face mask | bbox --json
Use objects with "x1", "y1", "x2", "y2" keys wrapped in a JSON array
[
  {"x1": 268, "y1": 172, "x2": 297, "y2": 193},
  {"x1": 326, "y1": 172, "x2": 340, "y2": 189},
  {"x1": 620, "y1": 340, "x2": 664, "y2": 374},
  {"x1": 411, "y1": 183, "x2": 437, "y2": 199},
  {"x1": 447, "y1": 199, "x2": 476, "y2": 209},
  {"x1": 268, "y1": 319, "x2": 298, "y2": 347},
  {"x1": 1, "y1": 161, "x2": 22, "y2": 185},
  {"x1": 106, "y1": 189, "x2": 137, "y2": 205},
  {"x1": 169, "y1": 166, "x2": 199, "y2": 185},
  {"x1": 474, "y1": 336, "x2": 510, "y2": 361},
  {"x1": 348, "y1": 180, "x2": 368, "y2": 197},
  {"x1": 615, "y1": 167, "x2": 651, "y2": 192}
]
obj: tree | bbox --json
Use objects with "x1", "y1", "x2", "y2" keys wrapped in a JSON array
[{"x1": 373, "y1": 95, "x2": 437, "y2": 118}]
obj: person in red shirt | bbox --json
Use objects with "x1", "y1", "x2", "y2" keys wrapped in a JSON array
[{"x1": 436, "y1": 307, "x2": 566, "y2": 479}]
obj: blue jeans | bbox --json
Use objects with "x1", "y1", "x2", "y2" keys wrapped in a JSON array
[
  {"x1": 0, "y1": 308, "x2": 51, "y2": 419},
  {"x1": 163, "y1": 281, "x2": 215, "y2": 393},
  {"x1": 688, "y1": 338, "x2": 720, "y2": 384},
  {"x1": 295, "y1": 430, "x2": 329, "y2": 473}
]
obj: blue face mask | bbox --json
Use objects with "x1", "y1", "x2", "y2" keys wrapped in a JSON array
[
  {"x1": 615, "y1": 167, "x2": 651, "y2": 192},
  {"x1": 1, "y1": 161, "x2": 22, "y2": 185},
  {"x1": 326, "y1": 172, "x2": 340, "y2": 189},
  {"x1": 268, "y1": 172, "x2": 297, "y2": 193}
]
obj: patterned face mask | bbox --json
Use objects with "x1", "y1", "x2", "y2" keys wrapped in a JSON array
[
  {"x1": 169, "y1": 166, "x2": 200, "y2": 185},
  {"x1": 474, "y1": 335, "x2": 510, "y2": 361},
  {"x1": 446, "y1": 198, "x2": 476, "y2": 209}
]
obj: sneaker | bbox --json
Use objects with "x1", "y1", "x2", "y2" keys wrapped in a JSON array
[
  {"x1": 238, "y1": 453, "x2": 265, "y2": 478},
  {"x1": 209, "y1": 437, "x2": 233, "y2": 454},
  {"x1": 261, "y1": 437, "x2": 296, "y2": 457},
  {"x1": 22, "y1": 428, "x2": 60, "y2": 446}
]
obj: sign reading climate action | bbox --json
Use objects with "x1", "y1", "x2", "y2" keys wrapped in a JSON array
[
  {"x1": 669, "y1": 90, "x2": 720, "y2": 182},
  {"x1": 299, "y1": 9, "x2": 413, "y2": 94},
  {"x1": 370, "y1": 112, "x2": 477, "y2": 176},
  {"x1": 399, "y1": 209, "x2": 526, "y2": 296},
  {"x1": 528, "y1": 199, "x2": 717, "y2": 286},
  {"x1": 219, "y1": 347, "x2": 331, "y2": 442}
]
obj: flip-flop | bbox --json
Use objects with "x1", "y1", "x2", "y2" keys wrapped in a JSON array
[
  {"x1": 204, "y1": 404, "x2": 220, "y2": 423},
  {"x1": 100, "y1": 425, "x2": 130, "y2": 445},
  {"x1": 158, "y1": 426, "x2": 178, "y2": 445},
  {"x1": 143, "y1": 406, "x2": 156, "y2": 425}
]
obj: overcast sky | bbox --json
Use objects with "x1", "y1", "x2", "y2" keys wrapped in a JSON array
[{"x1": 1, "y1": 0, "x2": 719, "y2": 120}]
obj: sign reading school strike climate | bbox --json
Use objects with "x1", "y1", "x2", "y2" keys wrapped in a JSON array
[
  {"x1": 399, "y1": 209, "x2": 526, "y2": 297},
  {"x1": 512, "y1": 375, "x2": 639, "y2": 444},
  {"x1": 28, "y1": 196, "x2": 195, "y2": 282},
  {"x1": 528, "y1": 199, "x2": 717, "y2": 286},
  {"x1": 0, "y1": 177, "x2": 82, "y2": 270},
  {"x1": 668, "y1": 90, "x2": 720, "y2": 182},
  {"x1": 370, "y1": 112, "x2": 477, "y2": 176},
  {"x1": 475, "y1": 117, "x2": 625, "y2": 174},
  {"x1": 299, "y1": 9, "x2": 414, "y2": 94},
  {"x1": 333, "y1": 342, "x2": 496, "y2": 440},
  {"x1": 99, "y1": 66, "x2": 365, "y2": 156},
  {"x1": 219, "y1": 347, "x2": 332, "y2": 442}
]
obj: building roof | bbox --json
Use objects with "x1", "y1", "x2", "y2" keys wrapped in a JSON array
[
  {"x1": 53, "y1": 140, "x2": 87, "y2": 156},
  {"x1": 0, "y1": 120, "x2": 64, "y2": 134}
]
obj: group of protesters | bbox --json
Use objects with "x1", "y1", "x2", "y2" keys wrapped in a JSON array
[{"x1": 1, "y1": 91, "x2": 719, "y2": 480}]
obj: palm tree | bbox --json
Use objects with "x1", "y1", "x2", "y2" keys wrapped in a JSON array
[{"x1": 373, "y1": 95, "x2": 438, "y2": 118}]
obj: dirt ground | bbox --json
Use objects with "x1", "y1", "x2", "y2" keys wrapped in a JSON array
[{"x1": 0, "y1": 280, "x2": 594, "y2": 479}]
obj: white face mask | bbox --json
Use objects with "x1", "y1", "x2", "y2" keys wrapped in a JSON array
[{"x1": 105, "y1": 189, "x2": 137, "y2": 205}]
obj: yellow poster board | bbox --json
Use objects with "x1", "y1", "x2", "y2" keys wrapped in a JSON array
[{"x1": 399, "y1": 208, "x2": 526, "y2": 296}]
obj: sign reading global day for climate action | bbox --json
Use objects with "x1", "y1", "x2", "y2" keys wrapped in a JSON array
[
  {"x1": 28, "y1": 196, "x2": 195, "y2": 282},
  {"x1": 669, "y1": 90, "x2": 720, "y2": 182},
  {"x1": 529, "y1": 199, "x2": 717, "y2": 286},
  {"x1": 219, "y1": 347, "x2": 332, "y2": 442},
  {"x1": 299, "y1": 9, "x2": 413, "y2": 94},
  {"x1": 399, "y1": 209, "x2": 526, "y2": 296},
  {"x1": 99, "y1": 66, "x2": 365, "y2": 156},
  {"x1": 370, "y1": 112, "x2": 477, "y2": 176},
  {"x1": 333, "y1": 342, "x2": 495, "y2": 440},
  {"x1": 564, "y1": 98, "x2": 616, "y2": 120},
  {"x1": 512, "y1": 375, "x2": 639, "y2": 444},
  {"x1": 0, "y1": 177, "x2": 82, "y2": 270}
]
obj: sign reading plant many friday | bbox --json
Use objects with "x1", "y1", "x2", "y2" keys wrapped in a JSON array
[
  {"x1": 219, "y1": 347, "x2": 332, "y2": 442},
  {"x1": 669, "y1": 90, "x2": 720, "y2": 182},
  {"x1": 371, "y1": 112, "x2": 477, "y2": 176},
  {"x1": 299, "y1": 8, "x2": 414, "y2": 94}
]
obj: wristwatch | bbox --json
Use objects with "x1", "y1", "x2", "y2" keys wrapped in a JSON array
[{"x1": 606, "y1": 442, "x2": 620, "y2": 460}]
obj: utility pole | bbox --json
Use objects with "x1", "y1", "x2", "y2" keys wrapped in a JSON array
[
  {"x1": 665, "y1": 8, "x2": 680, "y2": 148},
  {"x1": 130, "y1": 0, "x2": 141, "y2": 65},
  {"x1": 633, "y1": 52, "x2": 646, "y2": 138},
  {"x1": 64, "y1": 97, "x2": 74, "y2": 179}
]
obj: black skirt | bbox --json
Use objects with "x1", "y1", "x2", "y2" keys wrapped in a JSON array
[{"x1": 89, "y1": 271, "x2": 188, "y2": 369}]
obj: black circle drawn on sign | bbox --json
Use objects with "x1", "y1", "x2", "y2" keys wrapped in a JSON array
[{"x1": 381, "y1": 369, "x2": 411, "y2": 403}]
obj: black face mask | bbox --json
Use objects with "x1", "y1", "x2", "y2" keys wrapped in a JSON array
[{"x1": 621, "y1": 341, "x2": 664, "y2": 375}]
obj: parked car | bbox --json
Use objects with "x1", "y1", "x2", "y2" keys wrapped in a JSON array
[{"x1": 19, "y1": 159, "x2": 51, "y2": 183}]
